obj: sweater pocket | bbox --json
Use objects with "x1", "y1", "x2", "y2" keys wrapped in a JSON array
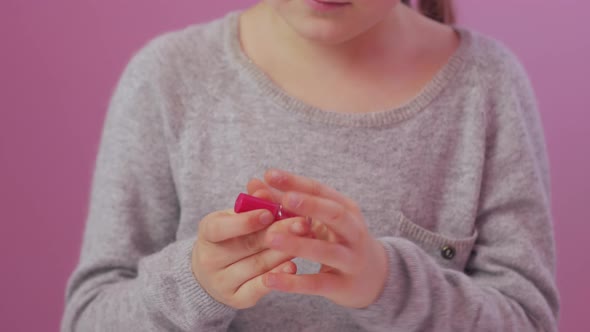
[{"x1": 396, "y1": 212, "x2": 477, "y2": 272}]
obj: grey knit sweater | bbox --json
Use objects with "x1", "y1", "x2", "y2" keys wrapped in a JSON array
[{"x1": 61, "y1": 10, "x2": 559, "y2": 332}]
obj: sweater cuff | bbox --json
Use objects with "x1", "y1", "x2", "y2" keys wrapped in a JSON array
[
  {"x1": 142, "y1": 237, "x2": 237, "y2": 330},
  {"x1": 347, "y1": 238, "x2": 403, "y2": 328},
  {"x1": 174, "y1": 237, "x2": 237, "y2": 317}
]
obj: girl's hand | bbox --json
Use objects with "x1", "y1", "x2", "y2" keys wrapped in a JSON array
[
  {"x1": 191, "y1": 191, "x2": 312, "y2": 309},
  {"x1": 249, "y1": 169, "x2": 389, "y2": 309}
]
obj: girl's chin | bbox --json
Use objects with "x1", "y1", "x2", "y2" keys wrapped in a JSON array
[{"x1": 288, "y1": 19, "x2": 360, "y2": 45}]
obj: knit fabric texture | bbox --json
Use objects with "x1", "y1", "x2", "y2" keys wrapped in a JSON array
[{"x1": 61, "y1": 10, "x2": 559, "y2": 332}]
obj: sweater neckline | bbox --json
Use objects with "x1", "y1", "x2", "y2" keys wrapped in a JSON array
[{"x1": 223, "y1": 10, "x2": 471, "y2": 128}]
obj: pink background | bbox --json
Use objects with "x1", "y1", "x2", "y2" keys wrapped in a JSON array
[{"x1": 1, "y1": 0, "x2": 588, "y2": 331}]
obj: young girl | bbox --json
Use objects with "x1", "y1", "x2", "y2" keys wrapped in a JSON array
[{"x1": 62, "y1": 0, "x2": 559, "y2": 331}]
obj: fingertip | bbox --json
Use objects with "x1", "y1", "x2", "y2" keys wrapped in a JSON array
[
  {"x1": 289, "y1": 217, "x2": 312, "y2": 235},
  {"x1": 252, "y1": 189, "x2": 274, "y2": 202},
  {"x1": 281, "y1": 261, "x2": 297, "y2": 274},
  {"x1": 221, "y1": 208, "x2": 236, "y2": 215},
  {"x1": 289, "y1": 221, "x2": 305, "y2": 235},
  {"x1": 265, "y1": 261, "x2": 297, "y2": 289},
  {"x1": 265, "y1": 168, "x2": 287, "y2": 186},
  {"x1": 246, "y1": 177, "x2": 264, "y2": 195}
]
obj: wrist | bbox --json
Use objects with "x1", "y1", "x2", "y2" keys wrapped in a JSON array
[{"x1": 366, "y1": 239, "x2": 389, "y2": 306}]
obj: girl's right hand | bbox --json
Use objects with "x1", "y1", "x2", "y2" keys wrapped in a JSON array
[{"x1": 191, "y1": 207, "x2": 311, "y2": 309}]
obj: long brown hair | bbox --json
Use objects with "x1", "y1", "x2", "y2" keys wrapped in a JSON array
[{"x1": 401, "y1": 0, "x2": 455, "y2": 25}]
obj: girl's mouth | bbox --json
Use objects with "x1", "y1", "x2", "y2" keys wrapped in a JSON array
[{"x1": 304, "y1": 0, "x2": 352, "y2": 12}]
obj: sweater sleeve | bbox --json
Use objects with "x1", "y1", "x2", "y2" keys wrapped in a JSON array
[
  {"x1": 348, "y1": 51, "x2": 559, "y2": 331},
  {"x1": 61, "y1": 38, "x2": 236, "y2": 331}
]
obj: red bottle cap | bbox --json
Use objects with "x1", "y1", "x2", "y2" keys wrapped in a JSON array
[{"x1": 234, "y1": 193, "x2": 298, "y2": 221}]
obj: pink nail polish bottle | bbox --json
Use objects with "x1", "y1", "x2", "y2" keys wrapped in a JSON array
[{"x1": 234, "y1": 193, "x2": 298, "y2": 221}]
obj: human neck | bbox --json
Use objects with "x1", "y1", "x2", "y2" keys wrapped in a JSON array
[{"x1": 247, "y1": 3, "x2": 418, "y2": 73}]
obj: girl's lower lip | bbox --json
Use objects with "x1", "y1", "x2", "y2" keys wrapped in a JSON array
[{"x1": 304, "y1": 0, "x2": 351, "y2": 12}]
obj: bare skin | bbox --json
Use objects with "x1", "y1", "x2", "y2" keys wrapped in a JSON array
[
  {"x1": 239, "y1": 1, "x2": 460, "y2": 113},
  {"x1": 250, "y1": 170, "x2": 390, "y2": 308},
  {"x1": 191, "y1": 192, "x2": 312, "y2": 309},
  {"x1": 192, "y1": 0, "x2": 461, "y2": 310}
]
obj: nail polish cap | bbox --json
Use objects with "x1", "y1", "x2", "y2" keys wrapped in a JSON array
[
  {"x1": 234, "y1": 193, "x2": 280, "y2": 219},
  {"x1": 234, "y1": 193, "x2": 298, "y2": 221}
]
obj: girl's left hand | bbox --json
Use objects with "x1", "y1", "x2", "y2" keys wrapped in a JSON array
[{"x1": 247, "y1": 169, "x2": 389, "y2": 309}]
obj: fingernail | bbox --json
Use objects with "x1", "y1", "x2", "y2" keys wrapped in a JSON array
[
  {"x1": 282, "y1": 264, "x2": 295, "y2": 273},
  {"x1": 286, "y1": 193, "x2": 302, "y2": 210},
  {"x1": 259, "y1": 211, "x2": 274, "y2": 225},
  {"x1": 290, "y1": 222, "x2": 304, "y2": 234},
  {"x1": 269, "y1": 169, "x2": 285, "y2": 184},
  {"x1": 269, "y1": 169, "x2": 283, "y2": 182}
]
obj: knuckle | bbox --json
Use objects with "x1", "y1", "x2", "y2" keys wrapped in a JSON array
[
  {"x1": 243, "y1": 233, "x2": 261, "y2": 252},
  {"x1": 310, "y1": 180, "x2": 323, "y2": 196},
  {"x1": 251, "y1": 253, "x2": 265, "y2": 272},
  {"x1": 252, "y1": 253, "x2": 272, "y2": 273},
  {"x1": 328, "y1": 208, "x2": 345, "y2": 223}
]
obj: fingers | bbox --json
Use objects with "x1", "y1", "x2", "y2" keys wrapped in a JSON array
[
  {"x1": 247, "y1": 178, "x2": 284, "y2": 203},
  {"x1": 267, "y1": 215, "x2": 312, "y2": 236},
  {"x1": 263, "y1": 272, "x2": 343, "y2": 298},
  {"x1": 203, "y1": 216, "x2": 313, "y2": 268},
  {"x1": 281, "y1": 192, "x2": 361, "y2": 243},
  {"x1": 222, "y1": 218, "x2": 307, "y2": 300},
  {"x1": 226, "y1": 249, "x2": 295, "y2": 290},
  {"x1": 267, "y1": 232, "x2": 353, "y2": 272},
  {"x1": 264, "y1": 169, "x2": 359, "y2": 213},
  {"x1": 251, "y1": 188, "x2": 274, "y2": 202},
  {"x1": 200, "y1": 209, "x2": 274, "y2": 243},
  {"x1": 232, "y1": 261, "x2": 297, "y2": 308}
]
